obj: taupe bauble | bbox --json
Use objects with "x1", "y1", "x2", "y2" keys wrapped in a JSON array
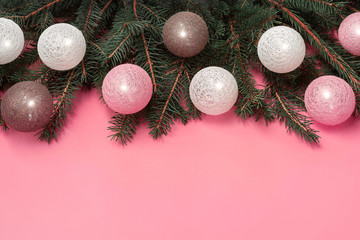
[
  {"x1": 162, "y1": 11, "x2": 209, "y2": 58},
  {"x1": 1, "y1": 81, "x2": 53, "y2": 132}
]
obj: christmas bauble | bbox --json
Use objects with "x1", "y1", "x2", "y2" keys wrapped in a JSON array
[
  {"x1": 102, "y1": 64, "x2": 153, "y2": 114},
  {"x1": 0, "y1": 18, "x2": 24, "y2": 65},
  {"x1": 162, "y1": 11, "x2": 208, "y2": 58},
  {"x1": 38, "y1": 23, "x2": 86, "y2": 71},
  {"x1": 189, "y1": 66, "x2": 238, "y2": 115},
  {"x1": 257, "y1": 26, "x2": 306, "y2": 73},
  {"x1": 1, "y1": 81, "x2": 53, "y2": 132},
  {"x1": 338, "y1": 12, "x2": 360, "y2": 56},
  {"x1": 304, "y1": 75, "x2": 355, "y2": 125}
]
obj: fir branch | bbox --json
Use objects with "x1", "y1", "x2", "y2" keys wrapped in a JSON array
[
  {"x1": 268, "y1": 0, "x2": 360, "y2": 91},
  {"x1": 108, "y1": 113, "x2": 140, "y2": 145},
  {"x1": 37, "y1": 70, "x2": 78, "y2": 142},
  {"x1": 23, "y1": 0, "x2": 63, "y2": 20},
  {"x1": 0, "y1": 99, "x2": 9, "y2": 131},
  {"x1": 156, "y1": 60, "x2": 184, "y2": 131},
  {"x1": 106, "y1": 33, "x2": 131, "y2": 62},
  {"x1": 83, "y1": 0, "x2": 95, "y2": 33},
  {"x1": 133, "y1": 0, "x2": 158, "y2": 92},
  {"x1": 273, "y1": 90, "x2": 320, "y2": 143},
  {"x1": 101, "y1": 0, "x2": 114, "y2": 14}
]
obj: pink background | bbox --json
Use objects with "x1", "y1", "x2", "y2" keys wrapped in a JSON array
[{"x1": 1, "y1": 76, "x2": 360, "y2": 239}]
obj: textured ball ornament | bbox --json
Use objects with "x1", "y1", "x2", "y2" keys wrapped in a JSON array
[
  {"x1": 162, "y1": 11, "x2": 208, "y2": 58},
  {"x1": 338, "y1": 13, "x2": 360, "y2": 56},
  {"x1": 38, "y1": 23, "x2": 86, "y2": 71},
  {"x1": 0, "y1": 18, "x2": 24, "y2": 65},
  {"x1": 305, "y1": 76, "x2": 355, "y2": 126},
  {"x1": 257, "y1": 26, "x2": 306, "y2": 73},
  {"x1": 1, "y1": 81, "x2": 53, "y2": 132},
  {"x1": 102, "y1": 64, "x2": 153, "y2": 114},
  {"x1": 189, "y1": 66, "x2": 238, "y2": 115}
]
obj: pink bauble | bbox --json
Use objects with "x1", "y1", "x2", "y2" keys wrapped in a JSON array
[
  {"x1": 338, "y1": 12, "x2": 360, "y2": 56},
  {"x1": 102, "y1": 64, "x2": 153, "y2": 114},
  {"x1": 304, "y1": 75, "x2": 355, "y2": 125}
]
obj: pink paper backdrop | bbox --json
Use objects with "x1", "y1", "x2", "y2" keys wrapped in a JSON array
[{"x1": 1, "y1": 77, "x2": 360, "y2": 240}]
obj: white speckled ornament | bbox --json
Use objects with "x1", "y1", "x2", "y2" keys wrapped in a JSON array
[
  {"x1": 190, "y1": 66, "x2": 238, "y2": 115},
  {"x1": 38, "y1": 23, "x2": 86, "y2": 71},
  {"x1": 257, "y1": 26, "x2": 306, "y2": 73},
  {"x1": 0, "y1": 18, "x2": 24, "y2": 65}
]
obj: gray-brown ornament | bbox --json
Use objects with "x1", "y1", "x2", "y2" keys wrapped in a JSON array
[
  {"x1": 162, "y1": 11, "x2": 209, "y2": 58},
  {"x1": 1, "y1": 81, "x2": 53, "y2": 132}
]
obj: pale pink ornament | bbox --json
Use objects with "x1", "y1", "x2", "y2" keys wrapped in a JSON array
[
  {"x1": 338, "y1": 12, "x2": 360, "y2": 56},
  {"x1": 102, "y1": 64, "x2": 153, "y2": 114},
  {"x1": 304, "y1": 75, "x2": 355, "y2": 125}
]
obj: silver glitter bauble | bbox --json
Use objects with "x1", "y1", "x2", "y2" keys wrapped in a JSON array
[
  {"x1": 257, "y1": 26, "x2": 306, "y2": 73},
  {"x1": 1, "y1": 81, "x2": 53, "y2": 132},
  {"x1": 190, "y1": 67, "x2": 238, "y2": 115},
  {"x1": 0, "y1": 18, "x2": 24, "y2": 65},
  {"x1": 162, "y1": 11, "x2": 208, "y2": 58},
  {"x1": 38, "y1": 23, "x2": 86, "y2": 71}
]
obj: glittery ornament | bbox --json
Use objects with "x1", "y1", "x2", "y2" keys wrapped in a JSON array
[
  {"x1": 162, "y1": 11, "x2": 208, "y2": 58},
  {"x1": 305, "y1": 76, "x2": 355, "y2": 126},
  {"x1": 189, "y1": 66, "x2": 238, "y2": 115},
  {"x1": 1, "y1": 81, "x2": 53, "y2": 132},
  {"x1": 338, "y1": 12, "x2": 360, "y2": 56},
  {"x1": 0, "y1": 18, "x2": 24, "y2": 65},
  {"x1": 102, "y1": 64, "x2": 153, "y2": 114},
  {"x1": 257, "y1": 26, "x2": 306, "y2": 73},
  {"x1": 38, "y1": 23, "x2": 86, "y2": 71}
]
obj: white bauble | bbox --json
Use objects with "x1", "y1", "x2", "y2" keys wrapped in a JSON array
[
  {"x1": 257, "y1": 26, "x2": 306, "y2": 73},
  {"x1": 0, "y1": 18, "x2": 24, "y2": 65},
  {"x1": 38, "y1": 23, "x2": 86, "y2": 71},
  {"x1": 190, "y1": 66, "x2": 238, "y2": 115}
]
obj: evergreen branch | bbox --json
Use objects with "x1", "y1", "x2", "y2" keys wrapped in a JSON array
[
  {"x1": 82, "y1": 60, "x2": 86, "y2": 77},
  {"x1": 41, "y1": 8, "x2": 50, "y2": 30},
  {"x1": 106, "y1": 32, "x2": 131, "y2": 62},
  {"x1": 50, "y1": 71, "x2": 75, "y2": 126},
  {"x1": 0, "y1": 99, "x2": 9, "y2": 131},
  {"x1": 229, "y1": 19, "x2": 256, "y2": 98},
  {"x1": 108, "y1": 113, "x2": 140, "y2": 145},
  {"x1": 83, "y1": 0, "x2": 94, "y2": 33},
  {"x1": 273, "y1": 90, "x2": 320, "y2": 143},
  {"x1": 89, "y1": 40, "x2": 106, "y2": 56},
  {"x1": 275, "y1": 91, "x2": 307, "y2": 133},
  {"x1": 101, "y1": 0, "x2": 113, "y2": 14},
  {"x1": 347, "y1": 4, "x2": 359, "y2": 12},
  {"x1": 7, "y1": 0, "x2": 63, "y2": 19},
  {"x1": 156, "y1": 59, "x2": 184, "y2": 132},
  {"x1": 269, "y1": 0, "x2": 360, "y2": 91},
  {"x1": 37, "y1": 70, "x2": 77, "y2": 142},
  {"x1": 137, "y1": 3, "x2": 159, "y2": 18},
  {"x1": 133, "y1": 0, "x2": 157, "y2": 92}
]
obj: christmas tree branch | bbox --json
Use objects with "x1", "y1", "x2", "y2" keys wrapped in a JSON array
[
  {"x1": 133, "y1": 0, "x2": 158, "y2": 92},
  {"x1": 268, "y1": 0, "x2": 360, "y2": 92},
  {"x1": 273, "y1": 90, "x2": 320, "y2": 143},
  {"x1": 108, "y1": 113, "x2": 140, "y2": 145}
]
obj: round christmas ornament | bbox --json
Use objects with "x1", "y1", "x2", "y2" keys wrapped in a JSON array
[
  {"x1": 162, "y1": 11, "x2": 208, "y2": 58},
  {"x1": 0, "y1": 18, "x2": 24, "y2": 65},
  {"x1": 189, "y1": 66, "x2": 238, "y2": 115},
  {"x1": 102, "y1": 64, "x2": 153, "y2": 114},
  {"x1": 257, "y1": 26, "x2": 306, "y2": 73},
  {"x1": 304, "y1": 75, "x2": 355, "y2": 126},
  {"x1": 38, "y1": 23, "x2": 86, "y2": 71},
  {"x1": 338, "y1": 12, "x2": 360, "y2": 56},
  {"x1": 1, "y1": 81, "x2": 53, "y2": 132}
]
